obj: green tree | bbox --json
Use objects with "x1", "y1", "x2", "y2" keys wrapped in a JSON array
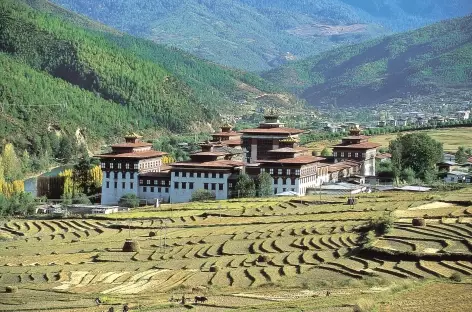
[
  {"x1": 320, "y1": 147, "x2": 332, "y2": 157},
  {"x1": 73, "y1": 155, "x2": 93, "y2": 195},
  {"x1": 58, "y1": 136, "x2": 74, "y2": 162},
  {"x1": 389, "y1": 133, "x2": 443, "y2": 181},
  {"x1": 119, "y1": 194, "x2": 140, "y2": 208},
  {"x1": 257, "y1": 172, "x2": 273, "y2": 197},
  {"x1": 455, "y1": 146, "x2": 468, "y2": 164},
  {"x1": 191, "y1": 189, "x2": 216, "y2": 202},
  {"x1": 235, "y1": 173, "x2": 256, "y2": 198}
]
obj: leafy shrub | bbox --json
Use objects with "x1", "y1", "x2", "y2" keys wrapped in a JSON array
[
  {"x1": 119, "y1": 194, "x2": 140, "y2": 208},
  {"x1": 369, "y1": 215, "x2": 395, "y2": 235},
  {"x1": 5, "y1": 286, "x2": 18, "y2": 293},
  {"x1": 191, "y1": 189, "x2": 216, "y2": 202},
  {"x1": 353, "y1": 298, "x2": 376, "y2": 312},
  {"x1": 450, "y1": 272, "x2": 462, "y2": 282}
]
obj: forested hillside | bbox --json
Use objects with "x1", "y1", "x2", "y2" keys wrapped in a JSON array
[
  {"x1": 0, "y1": 0, "x2": 286, "y2": 174},
  {"x1": 263, "y1": 15, "x2": 472, "y2": 108},
  {"x1": 50, "y1": 0, "x2": 472, "y2": 70}
]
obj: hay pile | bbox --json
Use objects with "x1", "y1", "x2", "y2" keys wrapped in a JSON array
[{"x1": 122, "y1": 239, "x2": 140, "y2": 252}]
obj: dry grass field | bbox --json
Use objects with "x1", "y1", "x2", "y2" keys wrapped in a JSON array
[
  {"x1": 305, "y1": 127, "x2": 472, "y2": 153},
  {"x1": 1, "y1": 188, "x2": 472, "y2": 311}
]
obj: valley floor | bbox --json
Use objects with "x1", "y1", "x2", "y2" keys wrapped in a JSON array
[{"x1": 1, "y1": 189, "x2": 472, "y2": 311}]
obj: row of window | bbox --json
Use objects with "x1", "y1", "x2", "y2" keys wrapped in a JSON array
[
  {"x1": 139, "y1": 179, "x2": 170, "y2": 187},
  {"x1": 106, "y1": 181, "x2": 134, "y2": 189},
  {"x1": 333, "y1": 152, "x2": 365, "y2": 158},
  {"x1": 275, "y1": 188, "x2": 296, "y2": 194},
  {"x1": 261, "y1": 168, "x2": 301, "y2": 176},
  {"x1": 101, "y1": 160, "x2": 161, "y2": 170},
  {"x1": 143, "y1": 187, "x2": 169, "y2": 193},
  {"x1": 174, "y1": 171, "x2": 225, "y2": 179},
  {"x1": 274, "y1": 178, "x2": 296, "y2": 185},
  {"x1": 173, "y1": 182, "x2": 225, "y2": 191},
  {"x1": 105, "y1": 172, "x2": 135, "y2": 179}
]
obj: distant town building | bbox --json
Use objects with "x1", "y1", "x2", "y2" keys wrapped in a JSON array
[{"x1": 456, "y1": 110, "x2": 470, "y2": 120}]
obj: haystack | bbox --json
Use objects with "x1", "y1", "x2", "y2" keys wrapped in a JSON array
[
  {"x1": 412, "y1": 217, "x2": 426, "y2": 227},
  {"x1": 122, "y1": 239, "x2": 140, "y2": 252}
]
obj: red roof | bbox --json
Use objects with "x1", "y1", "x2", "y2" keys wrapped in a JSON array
[
  {"x1": 191, "y1": 152, "x2": 227, "y2": 156},
  {"x1": 333, "y1": 142, "x2": 381, "y2": 149},
  {"x1": 212, "y1": 132, "x2": 241, "y2": 137},
  {"x1": 97, "y1": 151, "x2": 167, "y2": 159},
  {"x1": 171, "y1": 160, "x2": 244, "y2": 169},
  {"x1": 260, "y1": 156, "x2": 326, "y2": 165},
  {"x1": 224, "y1": 139, "x2": 242, "y2": 146},
  {"x1": 239, "y1": 127, "x2": 305, "y2": 135},
  {"x1": 111, "y1": 142, "x2": 152, "y2": 148}
]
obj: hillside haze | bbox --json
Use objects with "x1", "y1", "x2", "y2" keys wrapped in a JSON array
[
  {"x1": 264, "y1": 14, "x2": 472, "y2": 108},
  {"x1": 0, "y1": 0, "x2": 290, "y2": 155},
  {"x1": 50, "y1": 0, "x2": 472, "y2": 71}
]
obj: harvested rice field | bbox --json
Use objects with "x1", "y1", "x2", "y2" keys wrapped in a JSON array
[{"x1": 1, "y1": 189, "x2": 472, "y2": 311}]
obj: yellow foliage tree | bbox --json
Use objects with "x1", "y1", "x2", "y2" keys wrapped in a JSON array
[
  {"x1": 88, "y1": 165, "x2": 103, "y2": 189},
  {"x1": 12, "y1": 180, "x2": 24, "y2": 193},
  {"x1": 2, "y1": 143, "x2": 21, "y2": 181},
  {"x1": 60, "y1": 169, "x2": 76, "y2": 197},
  {"x1": 0, "y1": 180, "x2": 23, "y2": 198},
  {"x1": 162, "y1": 155, "x2": 176, "y2": 165}
]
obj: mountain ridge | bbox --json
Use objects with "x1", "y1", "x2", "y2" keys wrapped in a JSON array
[
  {"x1": 263, "y1": 14, "x2": 472, "y2": 108},
  {"x1": 50, "y1": 0, "x2": 472, "y2": 71}
]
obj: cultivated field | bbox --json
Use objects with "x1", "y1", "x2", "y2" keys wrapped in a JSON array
[
  {"x1": 305, "y1": 127, "x2": 472, "y2": 153},
  {"x1": 1, "y1": 189, "x2": 472, "y2": 311}
]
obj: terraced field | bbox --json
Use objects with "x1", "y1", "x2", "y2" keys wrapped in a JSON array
[{"x1": 1, "y1": 189, "x2": 472, "y2": 311}]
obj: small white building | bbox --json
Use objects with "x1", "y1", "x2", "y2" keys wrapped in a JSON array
[{"x1": 444, "y1": 171, "x2": 472, "y2": 183}]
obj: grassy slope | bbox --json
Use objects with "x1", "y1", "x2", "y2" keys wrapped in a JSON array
[
  {"x1": 0, "y1": 0, "x2": 287, "y2": 152},
  {"x1": 264, "y1": 14, "x2": 472, "y2": 107}
]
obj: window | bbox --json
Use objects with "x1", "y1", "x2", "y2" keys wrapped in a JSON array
[
  {"x1": 355, "y1": 153, "x2": 358, "y2": 158},
  {"x1": 175, "y1": 171, "x2": 179, "y2": 177},
  {"x1": 362, "y1": 153, "x2": 366, "y2": 158},
  {"x1": 229, "y1": 183, "x2": 233, "y2": 188},
  {"x1": 161, "y1": 180, "x2": 165, "y2": 186},
  {"x1": 197, "y1": 173, "x2": 201, "y2": 178},
  {"x1": 260, "y1": 168, "x2": 265, "y2": 173},
  {"x1": 122, "y1": 172, "x2": 126, "y2": 179},
  {"x1": 274, "y1": 178, "x2": 278, "y2": 185},
  {"x1": 130, "y1": 172, "x2": 135, "y2": 179},
  {"x1": 114, "y1": 182, "x2": 117, "y2": 189},
  {"x1": 130, "y1": 182, "x2": 134, "y2": 189},
  {"x1": 106, "y1": 172, "x2": 110, "y2": 179},
  {"x1": 114, "y1": 172, "x2": 118, "y2": 179},
  {"x1": 205, "y1": 173, "x2": 209, "y2": 178},
  {"x1": 101, "y1": 163, "x2": 105, "y2": 169},
  {"x1": 219, "y1": 173, "x2": 224, "y2": 178},
  {"x1": 287, "y1": 169, "x2": 291, "y2": 175},
  {"x1": 348, "y1": 153, "x2": 352, "y2": 157},
  {"x1": 118, "y1": 163, "x2": 122, "y2": 169},
  {"x1": 269, "y1": 168, "x2": 274, "y2": 174},
  {"x1": 110, "y1": 163, "x2": 114, "y2": 169},
  {"x1": 122, "y1": 182, "x2": 126, "y2": 189},
  {"x1": 154, "y1": 180, "x2": 158, "y2": 185},
  {"x1": 341, "y1": 152, "x2": 345, "y2": 157},
  {"x1": 189, "y1": 182, "x2": 194, "y2": 190},
  {"x1": 150, "y1": 187, "x2": 154, "y2": 192},
  {"x1": 291, "y1": 178, "x2": 296, "y2": 185},
  {"x1": 190, "y1": 172, "x2": 194, "y2": 178},
  {"x1": 147, "y1": 180, "x2": 150, "y2": 185},
  {"x1": 139, "y1": 180, "x2": 143, "y2": 185},
  {"x1": 212, "y1": 173, "x2": 217, "y2": 178},
  {"x1": 134, "y1": 163, "x2": 138, "y2": 169},
  {"x1": 274, "y1": 188, "x2": 277, "y2": 194},
  {"x1": 126, "y1": 163, "x2": 130, "y2": 169},
  {"x1": 283, "y1": 178, "x2": 287, "y2": 185},
  {"x1": 333, "y1": 152, "x2": 337, "y2": 157},
  {"x1": 219, "y1": 184, "x2": 224, "y2": 191},
  {"x1": 174, "y1": 182, "x2": 179, "y2": 189},
  {"x1": 143, "y1": 187, "x2": 147, "y2": 192},
  {"x1": 295, "y1": 169, "x2": 300, "y2": 175},
  {"x1": 158, "y1": 187, "x2": 161, "y2": 192},
  {"x1": 165, "y1": 188, "x2": 169, "y2": 193},
  {"x1": 204, "y1": 183, "x2": 209, "y2": 190},
  {"x1": 182, "y1": 182, "x2": 187, "y2": 189},
  {"x1": 283, "y1": 188, "x2": 286, "y2": 192},
  {"x1": 106, "y1": 182, "x2": 109, "y2": 188},
  {"x1": 211, "y1": 183, "x2": 216, "y2": 191},
  {"x1": 182, "y1": 172, "x2": 187, "y2": 178},
  {"x1": 278, "y1": 169, "x2": 282, "y2": 175}
]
